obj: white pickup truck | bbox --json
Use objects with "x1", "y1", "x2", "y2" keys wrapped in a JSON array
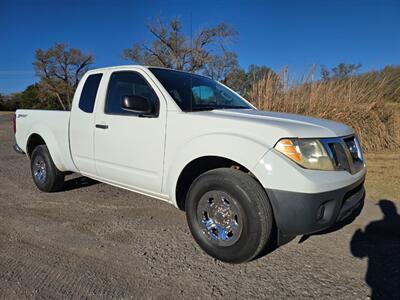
[{"x1": 13, "y1": 65, "x2": 366, "y2": 263}]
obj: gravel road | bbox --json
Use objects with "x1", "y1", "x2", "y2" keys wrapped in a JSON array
[{"x1": 0, "y1": 113, "x2": 399, "y2": 299}]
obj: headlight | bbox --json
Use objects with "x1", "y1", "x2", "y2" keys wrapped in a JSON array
[{"x1": 274, "y1": 138, "x2": 335, "y2": 171}]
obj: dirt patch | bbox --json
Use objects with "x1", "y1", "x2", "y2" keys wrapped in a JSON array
[
  {"x1": 364, "y1": 153, "x2": 400, "y2": 201},
  {"x1": 0, "y1": 111, "x2": 13, "y2": 115}
]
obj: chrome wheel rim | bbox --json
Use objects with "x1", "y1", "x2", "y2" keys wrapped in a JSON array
[
  {"x1": 33, "y1": 156, "x2": 47, "y2": 184},
  {"x1": 196, "y1": 191, "x2": 243, "y2": 246}
]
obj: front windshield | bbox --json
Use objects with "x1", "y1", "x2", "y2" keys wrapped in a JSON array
[{"x1": 149, "y1": 67, "x2": 252, "y2": 112}]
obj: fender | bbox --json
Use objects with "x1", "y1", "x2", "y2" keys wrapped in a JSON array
[
  {"x1": 164, "y1": 132, "x2": 271, "y2": 207},
  {"x1": 26, "y1": 124, "x2": 78, "y2": 172}
]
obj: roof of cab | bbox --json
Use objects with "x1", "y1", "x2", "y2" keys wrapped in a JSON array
[
  {"x1": 84, "y1": 65, "x2": 199, "y2": 76},
  {"x1": 85, "y1": 65, "x2": 149, "y2": 74}
]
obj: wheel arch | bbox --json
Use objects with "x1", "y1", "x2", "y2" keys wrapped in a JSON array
[
  {"x1": 174, "y1": 155, "x2": 265, "y2": 211},
  {"x1": 25, "y1": 128, "x2": 66, "y2": 171},
  {"x1": 26, "y1": 133, "x2": 46, "y2": 157},
  {"x1": 165, "y1": 133, "x2": 270, "y2": 210}
]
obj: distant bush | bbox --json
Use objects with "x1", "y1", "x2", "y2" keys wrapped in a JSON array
[
  {"x1": 0, "y1": 93, "x2": 18, "y2": 111},
  {"x1": 248, "y1": 67, "x2": 399, "y2": 152},
  {"x1": 12, "y1": 84, "x2": 63, "y2": 110}
]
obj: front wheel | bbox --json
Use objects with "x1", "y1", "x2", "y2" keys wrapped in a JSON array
[
  {"x1": 31, "y1": 145, "x2": 65, "y2": 192},
  {"x1": 185, "y1": 168, "x2": 274, "y2": 263}
]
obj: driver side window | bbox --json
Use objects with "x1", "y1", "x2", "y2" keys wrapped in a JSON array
[{"x1": 105, "y1": 71, "x2": 158, "y2": 115}]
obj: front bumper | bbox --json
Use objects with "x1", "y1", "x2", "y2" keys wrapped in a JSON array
[{"x1": 266, "y1": 175, "x2": 365, "y2": 235}]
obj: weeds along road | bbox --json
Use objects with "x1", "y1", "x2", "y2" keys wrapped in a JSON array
[{"x1": 0, "y1": 113, "x2": 399, "y2": 299}]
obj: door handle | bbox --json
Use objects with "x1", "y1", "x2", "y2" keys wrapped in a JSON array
[{"x1": 95, "y1": 124, "x2": 109, "y2": 129}]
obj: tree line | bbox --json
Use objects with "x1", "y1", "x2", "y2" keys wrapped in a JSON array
[{"x1": 1, "y1": 17, "x2": 399, "y2": 111}]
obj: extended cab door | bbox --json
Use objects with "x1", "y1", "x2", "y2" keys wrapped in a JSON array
[
  {"x1": 93, "y1": 69, "x2": 166, "y2": 193},
  {"x1": 70, "y1": 72, "x2": 103, "y2": 175}
]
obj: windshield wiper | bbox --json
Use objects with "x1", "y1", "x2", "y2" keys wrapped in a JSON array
[
  {"x1": 190, "y1": 105, "x2": 250, "y2": 112},
  {"x1": 190, "y1": 106, "x2": 216, "y2": 111},
  {"x1": 217, "y1": 105, "x2": 250, "y2": 110}
]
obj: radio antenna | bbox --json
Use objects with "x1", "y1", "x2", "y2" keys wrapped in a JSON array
[
  {"x1": 190, "y1": 11, "x2": 193, "y2": 66},
  {"x1": 189, "y1": 11, "x2": 193, "y2": 111}
]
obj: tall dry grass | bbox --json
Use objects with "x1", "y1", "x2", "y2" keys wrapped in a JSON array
[{"x1": 248, "y1": 67, "x2": 399, "y2": 152}]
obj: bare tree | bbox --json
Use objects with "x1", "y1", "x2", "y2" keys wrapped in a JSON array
[
  {"x1": 321, "y1": 63, "x2": 362, "y2": 81},
  {"x1": 203, "y1": 51, "x2": 239, "y2": 82},
  {"x1": 34, "y1": 43, "x2": 94, "y2": 110},
  {"x1": 122, "y1": 17, "x2": 237, "y2": 76}
]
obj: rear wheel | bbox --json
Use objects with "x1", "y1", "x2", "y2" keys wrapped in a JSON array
[
  {"x1": 185, "y1": 168, "x2": 274, "y2": 263},
  {"x1": 31, "y1": 145, "x2": 64, "y2": 192}
]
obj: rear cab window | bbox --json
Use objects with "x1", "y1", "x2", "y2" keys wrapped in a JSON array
[{"x1": 79, "y1": 73, "x2": 103, "y2": 113}]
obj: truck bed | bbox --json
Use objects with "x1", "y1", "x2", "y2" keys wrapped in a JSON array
[{"x1": 15, "y1": 109, "x2": 77, "y2": 172}]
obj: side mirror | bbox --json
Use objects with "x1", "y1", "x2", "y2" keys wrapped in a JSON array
[{"x1": 120, "y1": 95, "x2": 155, "y2": 116}]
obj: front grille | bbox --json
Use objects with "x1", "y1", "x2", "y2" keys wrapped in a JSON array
[
  {"x1": 321, "y1": 135, "x2": 364, "y2": 174},
  {"x1": 328, "y1": 142, "x2": 351, "y2": 172}
]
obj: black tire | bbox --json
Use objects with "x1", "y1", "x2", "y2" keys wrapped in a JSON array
[
  {"x1": 185, "y1": 168, "x2": 273, "y2": 263},
  {"x1": 30, "y1": 145, "x2": 65, "y2": 192}
]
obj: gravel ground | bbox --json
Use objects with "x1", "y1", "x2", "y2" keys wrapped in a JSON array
[{"x1": 0, "y1": 113, "x2": 399, "y2": 299}]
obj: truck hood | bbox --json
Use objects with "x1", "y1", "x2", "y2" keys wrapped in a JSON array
[{"x1": 197, "y1": 109, "x2": 354, "y2": 138}]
